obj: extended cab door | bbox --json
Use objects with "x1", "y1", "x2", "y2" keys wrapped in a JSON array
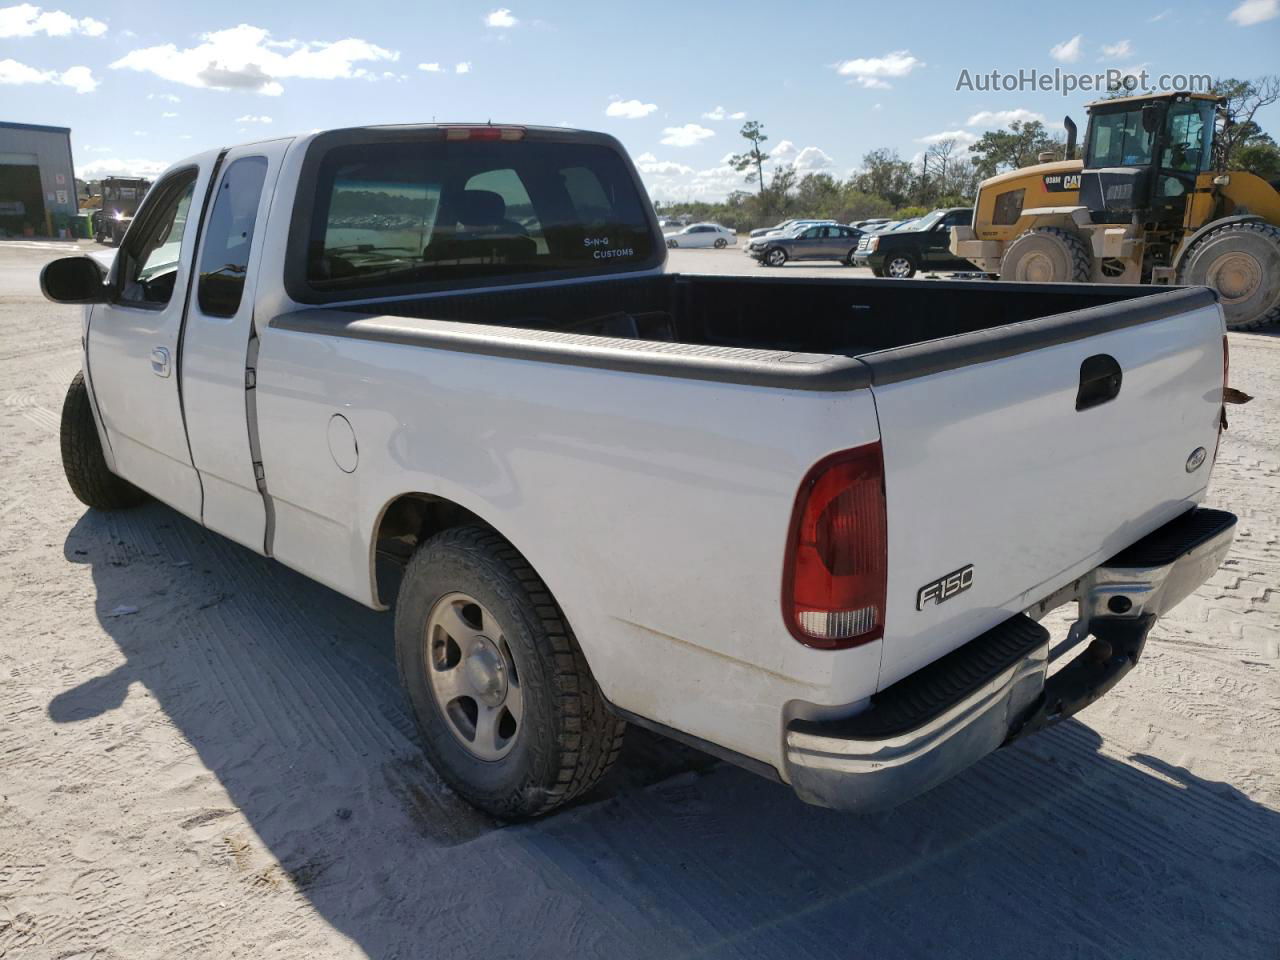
[
  {"x1": 926, "y1": 210, "x2": 971, "y2": 267},
  {"x1": 180, "y1": 140, "x2": 291, "y2": 553},
  {"x1": 86, "y1": 155, "x2": 219, "y2": 520}
]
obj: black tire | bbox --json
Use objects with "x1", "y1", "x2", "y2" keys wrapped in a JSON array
[
  {"x1": 60, "y1": 371, "x2": 147, "y2": 510},
  {"x1": 883, "y1": 252, "x2": 918, "y2": 279},
  {"x1": 713, "y1": 237, "x2": 727, "y2": 249},
  {"x1": 765, "y1": 247, "x2": 787, "y2": 267},
  {"x1": 666, "y1": 238, "x2": 678, "y2": 249},
  {"x1": 1000, "y1": 226, "x2": 1091, "y2": 283},
  {"x1": 394, "y1": 525, "x2": 626, "y2": 819},
  {"x1": 1177, "y1": 220, "x2": 1280, "y2": 331},
  {"x1": 846, "y1": 248, "x2": 859, "y2": 266}
]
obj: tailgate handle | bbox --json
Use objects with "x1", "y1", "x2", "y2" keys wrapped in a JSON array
[{"x1": 1076, "y1": 354, "x2": 1122, "y2": 411}]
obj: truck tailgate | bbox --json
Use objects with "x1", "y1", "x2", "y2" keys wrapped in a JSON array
[{"x1": 863, "y1": 288, "x2": 1225, "y2": 689}]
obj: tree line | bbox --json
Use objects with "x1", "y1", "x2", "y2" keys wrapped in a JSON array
[{"x1": 655, "y1": 75, "x2": 1280, "y2": 230}]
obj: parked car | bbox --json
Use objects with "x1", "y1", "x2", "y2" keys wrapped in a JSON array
[
  {"x1": 746, "y1": 223, "x2": 864, "y2": 266},
  {"x1": 664, "y1": 222, "x2": 737, "y2": 249},
  {"x1": 853, "y1": 207, "x2": 976, "y2": 277},
  {"x1": 748, "y1": 218, "x2": 835, "y2": 239},
  {"x1": 42, "y1": 123, "x2": 1236, "y2": 821},
  {"x1": 852, "y1": 217, "x2": 891, "y2": 230}
]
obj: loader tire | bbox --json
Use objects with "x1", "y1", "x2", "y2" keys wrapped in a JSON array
[
  {"x1": 1000, "y1": 227, "x2": 1092, "y2": 283},
  {"x1": 60, "y1": 371, "x2": 146, "y2": 510},
  {"x1": 1178, "y1": 220, "x2": 1280, "y2": 331}
]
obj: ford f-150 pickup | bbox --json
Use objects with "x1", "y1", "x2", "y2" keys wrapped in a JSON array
[{"x1": 42, "y1": 124, "x2": 1238, "y2": 819}]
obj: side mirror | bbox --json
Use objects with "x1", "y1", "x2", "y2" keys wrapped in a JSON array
[{"x1": 40, "y1": 256, "x2": 109, "y2": 304}]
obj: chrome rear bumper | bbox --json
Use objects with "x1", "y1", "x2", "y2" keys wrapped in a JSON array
[{"x1": 784, "y1": 507, "x2": 1237, "y2": 813}]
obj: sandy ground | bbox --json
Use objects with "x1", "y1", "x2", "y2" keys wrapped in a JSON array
[{"x1": 1, "y1": 239, "x2": 1278, "y2": 960}]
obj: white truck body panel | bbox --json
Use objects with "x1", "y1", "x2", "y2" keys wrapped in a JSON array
[{"x1": 871, "y1": 304, "x2": 1224, "y2": 687}]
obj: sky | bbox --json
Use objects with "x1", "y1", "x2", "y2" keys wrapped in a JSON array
[{"x1": 2, "y1": 0, "x2": 1278, "y2": 201}]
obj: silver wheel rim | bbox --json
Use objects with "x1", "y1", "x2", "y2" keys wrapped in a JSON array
[
  {"x1": 1207, "y1": 251, "x2": 1262, "y2": 303},
  {"x1": 887, "y1": 257, "x2": 912, "y2": 278},
  {"x1": 715, "y1": 238, "x2": 726, "y2": 248},
  {"x1": 423, "y1": 592, "x2": 523, "y2": 761},
  {"x1": 767, "y1": 249, "x2": 785, "y2": 265}
]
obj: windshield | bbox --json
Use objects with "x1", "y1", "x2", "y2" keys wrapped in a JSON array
[
  {"x1": 1162, "y1": 101, "x2": 1215, "y2": 173},
  {"x1": 909, "y1": 210, "x2": 947, "y2": 231},
  {"x1": 304, "y1": 138, "x2": 656, "y2": 292},
  {"x1": 1087, "y1": 109, "x2": 1155, "y2": 167}
]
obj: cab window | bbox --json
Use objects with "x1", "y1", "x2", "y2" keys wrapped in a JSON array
[
  {"x1": 198, "y1": 156, "x2": 269, "y2": 317},
  {"x1": 1087, "y1": 110, "x2": 1154, "y2": 167},
  {"x1": 1162, "y1": 101, "x2": 1214, "y2": 174},
  {"x1": 992, "y1": 189, "x2": 1024, "y2": 226},
  {"x1": 117, "y1": 168, "x2": 198, "y2": 306}
]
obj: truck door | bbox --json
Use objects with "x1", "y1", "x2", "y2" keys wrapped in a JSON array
[
  {"x1": 85, "y1": 154, "x2": 220, "y2": 521},
  {"x1": 180, "y1": 140, "x2": 291, "y2": 553}
]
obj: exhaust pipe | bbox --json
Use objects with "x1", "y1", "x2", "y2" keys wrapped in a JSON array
[{"x1": 1064, "y1": 116, "x2": 1078, "y2": 160}]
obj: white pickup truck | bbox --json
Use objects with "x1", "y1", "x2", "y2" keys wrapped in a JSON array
[{"x1": 43, "y1": 125, "x2": 1238, "y2": 819}]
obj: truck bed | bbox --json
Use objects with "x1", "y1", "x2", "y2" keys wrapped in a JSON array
[{"x1": 275, "y1": 273, "x2": 1214, "y2": 390}]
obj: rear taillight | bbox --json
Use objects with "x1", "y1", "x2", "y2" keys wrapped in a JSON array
[
  {"x1": 1214, "y1": 334, "x2": 1229, "y2": 463},
  {"x1": 783, "y1": 443, "x2": 888, "y2": 649},
  {"x1": 443, "y1": 126, "x2": 526, "y2": 141}
]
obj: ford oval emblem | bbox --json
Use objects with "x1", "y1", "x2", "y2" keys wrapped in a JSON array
[{"x1": 1186, "y1": 447, "x2": 1207, "y2": 472}]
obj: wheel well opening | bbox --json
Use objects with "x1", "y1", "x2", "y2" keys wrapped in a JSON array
[{"x1": 373, "y1": 493, "x2": 489, "y2": 606}]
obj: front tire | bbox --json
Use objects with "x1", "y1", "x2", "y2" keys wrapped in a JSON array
[
  {"x1": 883, "y1": 253, "x2": 918, "y2": 278},
  {"x1": 395, "y1": 525, "x2": 626, "y2": 819},
  {"x1": 713, "y1": 237, "x2": 727, "y2": 249},
  {"x1": 1178, "y1": 221, "x2": 1280, "y2": 330},
  {"x1": 765, "y1": 247, "x2": 787, "y2": 267},
  {"x1": 60, "y1": 372, "x2": 146, "y2": 510},
  {"x1": 1000, "y1": 226, "x2": 1091, "y2": 283},
  {"x1": 666, "y1": 238, "x2": 678, "y2": 249}
]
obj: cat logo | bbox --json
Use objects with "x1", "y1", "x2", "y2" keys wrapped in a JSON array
[
  {"x1": 1042, "y1": 174, "x2": 1082, "y2": 193},
  {"x1": 916, "y1": 564, "x2": 975, "y2": 611}
]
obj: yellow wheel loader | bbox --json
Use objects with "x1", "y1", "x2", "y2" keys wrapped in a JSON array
[{"x1": 951, "y1": 92, "x2": 1280, "y2": 329}]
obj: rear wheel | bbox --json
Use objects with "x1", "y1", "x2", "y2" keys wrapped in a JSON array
[
  {"x1": 765, "y1": 247, "x2": 787, "y2": 267},
  {"x1": 666, "y1": 238, "x2": 678, "y2": 249},
  {"x1": 60, "y1": 372, "x2": 146, "y2": 510},
  {"x1": 884, "y1": 253, "x2": 917, "y2": 278},
  {"x1": 713, "y1": 237, "x2": 727, "y2": 249},
  {"x1": 846, "y1": 248, "x2": 859, "y2": 266},
  {"x1": 1178, "y1": 220, "x2": 1280, "y2": 330},
  {"x1": 1000, "y1": 226, "x2": 1091, "y2": 283},
  {"x1": 395, "y1": 525, "x2": 626, "y2": 819}
]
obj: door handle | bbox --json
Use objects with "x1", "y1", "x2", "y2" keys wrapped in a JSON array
[
  {"x1": 1076, "y1": 354, "x2": 1122, "y2": 411},
  {"x1": 151, "y1": 346, "x2": 171, "y2": 378}
]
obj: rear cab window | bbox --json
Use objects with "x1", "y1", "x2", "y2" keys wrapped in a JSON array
[{"x1": 289, "y1": 127, "x2": 661, "y2": 302}]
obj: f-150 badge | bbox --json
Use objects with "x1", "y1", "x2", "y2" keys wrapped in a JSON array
[{"x1": 917, "y1": 565, "x2": 974, "y2": 610}]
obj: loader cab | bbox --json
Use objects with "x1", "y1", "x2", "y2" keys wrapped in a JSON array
[{"x1": 1079, "y1": 93, "x2": 1220, "y2": 227}]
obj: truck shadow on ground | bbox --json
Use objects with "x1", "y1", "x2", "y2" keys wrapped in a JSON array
[{"x1": 50, "y1": 504, "x2": 1280, "y2": 959}]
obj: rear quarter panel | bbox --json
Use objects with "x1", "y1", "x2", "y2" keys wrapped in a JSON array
[{"x1": 253, "y1": 330, "x2": 885, "y2": 769}]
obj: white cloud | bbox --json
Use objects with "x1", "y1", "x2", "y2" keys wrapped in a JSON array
[
  {"x1": 660, "y1": 123, "x2": 714, "y2": 147},
  {"x1": 792, "y1": 146, "x2": 833, "y2": 172},
  {"x1": 77, "y1": 156, "x2": 168, "y2": 178},
  {"x1": 770, "y1": 139, "x2": 798, "y2": 161},
  {"x1": 0, "y1": 57, "x2": 96, "y2": 92},
  {"x1": 701, "y1": 105, "x2": 745, "y2": 121},
  {"x1": 0, "y1": 4, "x2": 106, "y2": 38},
  {"x1": 161, "y1": 111, "x2": 177, "y2": 118},
  {"x1": 1050, "y1": 34, "x2": 1083, "y2": 63},
  {"x1": 1100, "y1": 39, "x2": 1132, "y2": 58},
  {"x1": 236, "y1": 114, "x2": 272, "y2": 123},
  {"x1": 605, "y1": 98, "x2": 657, "y2": 119},
  {"x1": 147, "y1": 92, "x2": 180, "y2": 102},
  {"x1": 917, "y1": 129, "x2": 979, "y2": 145},
  {"x1": 418, "y1": 61, "x2": 442, "y2": 72},
  {"x1": 455, "y1": 61, "x2": 471, "y2": 74},
  {"x1": 1229, "y1": 0, "x2": 1277, "y2": 24},
  {"x1": 835, "y1": 50, "x2": 923, "y2": 89},
  {"x1": 1148, "y1": 8, "x2": 1171, "y2": 20},
  {"x1": 872, "y1": 102, "x2": 883, "y2": 111},
  {"x1": 485, "y1": 8, "x2": 517, "y2": 27},
  {"x1": 634, "y1": 152, "x2": 694, "y2": 176},
  {"x1": 966, "y1": 108, "x2": 1045, "y2": 128},
  {"x1": 110, "y1": 24, "x2": 398, "y2": 96}
]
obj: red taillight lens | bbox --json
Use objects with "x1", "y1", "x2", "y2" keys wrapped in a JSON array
[
  {"x1": 783, "y1": 442, "x2": 888, "y2": 648},
  {"x1": 443, "y1": 126, "x2": 526, "y2": 141}
]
